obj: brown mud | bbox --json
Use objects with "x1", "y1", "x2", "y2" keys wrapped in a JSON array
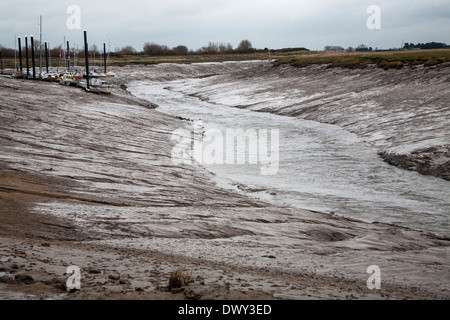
[
  {"x1": 0, "y1": 72, "x2": 449, "y2": 300},
  {"x1": 137, "y1": 62, "x2": 449, "y2": 180}
]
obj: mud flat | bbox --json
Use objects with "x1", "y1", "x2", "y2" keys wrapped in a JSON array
[
  {"x1": 129, "y1": 61, "x2": 449, "y2": 180},
  {"x1": 0, "y1": 74, "x2": 449, "y2": 300}
]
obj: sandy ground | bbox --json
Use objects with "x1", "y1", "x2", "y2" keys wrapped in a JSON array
[{"x1": 0, "y1": 69, "x2": 449, "y2": 300}]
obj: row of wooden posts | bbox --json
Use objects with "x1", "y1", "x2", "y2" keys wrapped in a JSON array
[{"x1": 15, "y1": 31, "x2": 103, "y2": 90}]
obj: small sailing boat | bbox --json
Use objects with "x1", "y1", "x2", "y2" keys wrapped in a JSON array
[
  {"x1": 13, "y1": 71, "x2": 25, "y2": 79},
  {"x1": 59, "y1": 73, "x2": 78, "y2": 86},
  {"x1": 88, "y1": 79, "x2": 113, "y2": 94},
  {"x1": 83, "y1": 71, "x2": 100, "y2": 79},
  {"x1": 47, "y1": 72, "x2": 59, "y2": 82}
]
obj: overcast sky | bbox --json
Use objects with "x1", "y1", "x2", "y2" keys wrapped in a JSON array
[{"x1": 1, "y1": 0, "x2": 449, "y2": 51}]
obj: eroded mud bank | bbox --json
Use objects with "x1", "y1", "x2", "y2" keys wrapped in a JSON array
[
  {"x1": 116, "y1": 62, "x2": 450, "y2": 180},
  {"x1": 0, "y1": 72, "x2": 449, "y2": 300}
]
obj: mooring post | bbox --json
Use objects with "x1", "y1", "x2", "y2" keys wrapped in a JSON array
[
  {"x1": 31, "y1": 35, "x2": 36, "y2": 79},
  {"x1": 103, "y1": 43, "x2": 107, "y2": 74},
  {"x1": 84, "y1": 30, "x2": 90, "y2": 90},
  {"x1": 45, "y1": 42, "x2": 49, "y2": 73},
  {"x1": 25, "y1": 36, "x2": 29, "y2": 78},
  {"x1": 18, "y1": 37, "x2": 23, "y2": 72},
  {"x1": 66, "y1": 40, "x2": 70, "y2": 71}
]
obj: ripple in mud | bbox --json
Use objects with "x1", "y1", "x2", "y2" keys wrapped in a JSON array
[{"x1": 304, "y1": 227, "x2": 355, "y2": 242}]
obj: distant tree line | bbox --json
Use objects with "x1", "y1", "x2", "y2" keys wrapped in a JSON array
[
  {"x1": 403, "y1": 42, "x2": 449, "y2": 50},
  {"x1": 111, "y1": 40, "x2": 309, "y2": 56},
  {"x1": 115, "y1": 39, "x2": 257, "y2": 57},
  {"x1": 325, "y1": 44, "x2": 374, "y2": 52},
  {"x1": 324, "y1": 42, "x2": 450, "y2": 53},
  {"x1": 0, "y1": 39, "x2": 258, "y2": 59}
]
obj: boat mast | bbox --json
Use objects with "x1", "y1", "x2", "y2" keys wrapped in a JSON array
[
  {"x1": 48, "y1": 42, "x2": 51, "y2": 71},
  {"x1": 58, "y1": 48, "x2": 62, "y2": 73},
  {"x1": 25, "y1": 36, "x2": 29, "y2": 77},
  {"x1": 66, "y1": 40, "x2": 70, "y2": 71},
  {"x1": 103, "y1": 42, "x2": 107, "y2": 74},
  {"x1": 62, "y1": 36, "x2": 65, "y2": 72},
  {"x1": 14, "y1": 35, "x2": 17, "y2": 71},
  {"x1": 108, "y1": 39, "x2": 111, "y2": 67}
]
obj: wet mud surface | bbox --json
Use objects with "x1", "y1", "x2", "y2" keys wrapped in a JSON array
[
  {"x1": 0, "y1": 67, "x2": 449, "y2": 300},
  {"x1": 122, "y1": 62, "x2": 449, "y2": 180}
]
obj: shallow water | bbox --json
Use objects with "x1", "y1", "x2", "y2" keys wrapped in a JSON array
[{"x1": 128, "y1": 67, "x2": 449, "y2": 237}]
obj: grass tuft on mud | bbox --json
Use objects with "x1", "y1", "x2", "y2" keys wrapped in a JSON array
[{"x1": 168, "y1": 269, "x2": 193, "y2": 289}]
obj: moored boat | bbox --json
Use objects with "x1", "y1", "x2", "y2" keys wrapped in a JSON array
[
  {"x1": 83, "y1": 71, "x2": 100, "y2": 79},
  {"x1": 59, "y1": 73, "x2": 78, "y2": 86},
  {"x1": 46, "y1": 72, "x2": 59, "y2": 82},
  {"x1": 88, "y1": 79, "x2": 113, "y2": 94},
  {"x1": 12, "y1": 71, "x2": 25, "y2": 79}
]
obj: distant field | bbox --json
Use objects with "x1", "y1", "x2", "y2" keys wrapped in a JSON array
[
  {"x1": 1, "y1": 49, "x2": 449, "y2": 70},
  {"x1": 0, "y1": 52, "x2": 274, "y2": 70},
  {"x1": 107, "y1": 52, "x2": 273, "y2": 66}
]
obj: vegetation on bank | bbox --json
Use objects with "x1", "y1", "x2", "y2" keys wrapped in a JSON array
[
  {"x1": 1, "y1": 44, "x2": 449, "y2": 71},
  {"x1": 274, "y1": 49, "x2": 450, "y2": 70},
  {"x1": 102, "y1": 49, "x2": 450, "y2": 70}
]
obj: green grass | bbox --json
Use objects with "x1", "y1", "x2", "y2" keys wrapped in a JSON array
[
  {"x1": 0, "y1": 52, "x2": 273, "y2": 69},
  {"x1": 274, "y1": 49, "x2": 450, "y2": 70},
  {"x1": 2, "y1": 49, "x2": 448, "y2": 71}
]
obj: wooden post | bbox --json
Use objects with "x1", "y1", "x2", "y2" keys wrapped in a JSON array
[
  {"x1": 25, "y1": 36, "x2": 29, "y2": 78},
  {"x1": 45, "y1": 42, "x2": 49, "y2": 73},
  {"x1": 18, "y1": 37, "x2": 23, "y2": 72},
  {"x1": 31, "y1": 35, "x2": 36, "y2": 79},
  {"x1": 66, "y1": 40, "x2": 70, "y2": 71},
  {"x1": 84, "y1": 30, "x2": 90, "y2": 90},
  {"x1": 103, "y1": 43, "x2": 107, "y2": 74}
]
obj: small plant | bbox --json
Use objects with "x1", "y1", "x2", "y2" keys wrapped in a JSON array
[{"x1": 168, "y1": 269, "x2": 193, "y2": 289}]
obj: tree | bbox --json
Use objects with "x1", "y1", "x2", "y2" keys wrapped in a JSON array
[
  {"x1": 89, "y1": 44, "x2": 99, "y2": 55},
  {"x1": 198, "y1": 41, "x2": 219, "y2": 54},
  {"x1": 324, "y1": 45, "x2": 344, "y2": 52},
  {"x1": 173, "y1": 45, "x2": 188, "y2": 55},
  {"x1": 49, "y1": 45, "x2": 62, "y2": 58},
  {"x1": 143, "y1": 42, "x2": 170, "y2": 55},
  {"x1": 118, "y1": 46, "x2": 136, "y2": 55},
  {"x1": 0, "y1": 45, "x2": 18, "y2": 58},
  {"x1": 237, "y1": 39, "x2": 253, "y2": 53},
  {"x1": 355, "y1": 44, "x2": 369, "y2": 52},
  {"x1": 32, "y1": 39, "x2": 41, "y2": 53}
]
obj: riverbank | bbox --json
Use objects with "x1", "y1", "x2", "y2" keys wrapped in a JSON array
[
  {"x1": 0, "y1": 72, "x2": 449, "y2": 300},
  {"x1": 123, "y1": 61, "x2": 449, "y2": 180}
]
